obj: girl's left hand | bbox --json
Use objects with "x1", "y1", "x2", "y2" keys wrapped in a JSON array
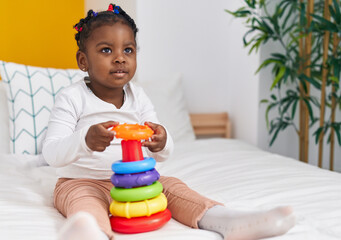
[{"x1": 142, "y1": 122, "x2": 167, "y2": 152}]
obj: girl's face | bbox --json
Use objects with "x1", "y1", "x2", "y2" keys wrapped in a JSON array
[{"x1": 77, "y1": 23, "x2": 137, "y2": 92}]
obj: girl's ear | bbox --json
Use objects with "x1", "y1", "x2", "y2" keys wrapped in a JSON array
[{"x1": 76, "y1": 50, "x2": 88, "y2": 71}]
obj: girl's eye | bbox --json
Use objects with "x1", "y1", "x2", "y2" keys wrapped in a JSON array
[
  {"x1": 124, "y1": 48, "x2": 133, "y2": 54},
  {"x1": 101, "y1": 48, "x2": 112, "y2": 53}
]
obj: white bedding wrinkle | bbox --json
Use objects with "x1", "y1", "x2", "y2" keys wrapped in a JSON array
[{"x1": 1, "y1": 139, "x2": 341, "y2": 240}]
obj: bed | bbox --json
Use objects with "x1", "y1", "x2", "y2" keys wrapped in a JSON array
[{"x1": 0, "y1": 61, "x2": 341, "y2": 240}]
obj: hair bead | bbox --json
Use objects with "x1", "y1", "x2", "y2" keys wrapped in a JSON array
[
  {"x1": 114, "y1": 6, "x2": 120, "y2": 14},
  {"x1": 74, "y1": 26, "x2": 83, "y2": 32},
  {"x1": 108, "y1": 4, "x2": 114, "y2": 12}
]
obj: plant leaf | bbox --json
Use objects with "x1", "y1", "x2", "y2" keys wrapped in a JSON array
[
  {"x1": 270, "y1": 124, "x2": 282, "y2": 146},
  {"x1": 300, "y1": 74, "x2": 322, "y2": 89},
  {"x1": 291, "y1": 99, "x2": 298, "y2": 119},
  {"x1": 313, "y1": 126, "x2": 324, "y2": 144},
  {"x1": 331, "y1": 123, "x2": 341, "y2": 145},
  {"x1": 265, "y1": 102, "x2": 279, "y2": 129},
  {"x1": 332, "y1": 0, "x2": 341, "y2": 23},
  {"x1": 303, "y1": 98, "x2": 315, "y2": 122},
  {"x1": 256, "y1": 58, "x2": 283, "y2": 73},
  {"x1": 271, "y1": 66, "x2": 286, "y2": 90},
  {"x1": 312, "y1": 13, "x2": 338, "y2": 31}
]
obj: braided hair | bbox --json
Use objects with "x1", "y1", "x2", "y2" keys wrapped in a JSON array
[{"x1": 74, "y1": 4, "x2": 138, "y2": 52}]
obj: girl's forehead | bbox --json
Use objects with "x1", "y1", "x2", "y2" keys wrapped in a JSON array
[{"x1": 88, "y1": 23, "x2": 135, "y2": 43}]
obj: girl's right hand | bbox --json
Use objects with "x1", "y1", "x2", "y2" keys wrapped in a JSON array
[{"x1": 85, "y1": 121, "x2": 118, "y2": 152}]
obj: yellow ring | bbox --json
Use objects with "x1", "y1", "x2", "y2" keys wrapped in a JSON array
[{"x1": 109, "y1": 193, "x2": 167, "y2": 218}]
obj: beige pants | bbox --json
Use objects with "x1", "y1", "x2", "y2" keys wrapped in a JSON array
[{"x1": 54, "y1": 176, "x2": 221, "y2": 239}]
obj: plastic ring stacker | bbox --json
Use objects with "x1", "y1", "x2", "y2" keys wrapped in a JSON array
[
  {"x1": 110, "y1": 181, "x2": 163, "y2": 202},
  {"x1": 109, "y1": 193, "x2": 167, "y2": 218},
  {"x1": 110, "y1": 209, "x2": 172, "y2": 234},
  {"x1": 111, "y1": 168, "x2": 160, "y2": 188},
  {"x1": 112, "y1": 157, "x2": 156, "y2": 174}
]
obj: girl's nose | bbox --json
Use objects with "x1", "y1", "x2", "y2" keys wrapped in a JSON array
[{"x1": 113, "y1": 51, "x2": 125, "y2": 64}]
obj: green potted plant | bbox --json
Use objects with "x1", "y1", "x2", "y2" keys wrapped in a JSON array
[{"x1": 226, "y1": 0, "x2": 341, "y2": 169}]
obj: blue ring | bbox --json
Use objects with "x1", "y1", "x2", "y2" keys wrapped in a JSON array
[{"x1": 112, "y1": 157, "x2": 156, "y2": 174}]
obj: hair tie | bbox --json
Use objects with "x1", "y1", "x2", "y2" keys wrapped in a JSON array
[
  {"x1": 93, "y1": 11, "x2": 98, "y2": 17},
  {"x1": 114, "y1": 6, "x2": 120, "y2": 14},
  {"x1": 75, "y1": 26, "x2": 83, "y2": 32},
  {"x1": 107, "y1": 4, "x2": 120, "y2": 14},
  {"x1": 108, "y1": 4, "x2": 114, "y2": 12}
]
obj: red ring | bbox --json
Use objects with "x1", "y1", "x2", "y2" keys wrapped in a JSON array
[{"x1": 110, "y1": 209, "x2": 171, "y2": 234}]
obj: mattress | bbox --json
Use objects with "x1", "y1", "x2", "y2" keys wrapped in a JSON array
[{"x1": 0, "y1": 138, "x2": 341, "y2": 240}]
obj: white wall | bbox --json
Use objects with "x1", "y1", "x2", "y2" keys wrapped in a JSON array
[{"x1": 135, "y1": 0, "x2": 260, "y2": 146}]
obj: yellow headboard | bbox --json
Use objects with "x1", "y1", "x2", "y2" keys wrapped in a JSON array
[{"x1": 0, "y1": 0, "x2": 84, "y2": 69}]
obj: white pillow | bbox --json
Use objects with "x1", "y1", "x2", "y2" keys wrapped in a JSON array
[
  {"x1": 0, "y1": 61, "x2": 86, "y2": 155},
  {"x1": 137, "y1": 73, "x2": 195, "y2": 143},
  {"x1": 0, "y1": 81, "x2": 10, "y2": 154}
]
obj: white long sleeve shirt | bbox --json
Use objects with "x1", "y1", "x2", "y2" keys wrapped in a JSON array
[{"x1": 42, "y1": 79, "x2": 173, "y2": 179}]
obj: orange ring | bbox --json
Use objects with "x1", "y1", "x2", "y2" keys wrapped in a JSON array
[{"x1": 113, "y1": 124, "x2": 154, "y2": 140}]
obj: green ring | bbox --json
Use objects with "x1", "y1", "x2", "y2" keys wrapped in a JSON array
[{"x1": 110, "y1": 181, "x2": 163, "y2": 202}]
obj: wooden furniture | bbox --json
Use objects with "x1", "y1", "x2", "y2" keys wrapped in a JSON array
[{"x1": 189, "y1": 112, "x2": 231, "y2": 139}]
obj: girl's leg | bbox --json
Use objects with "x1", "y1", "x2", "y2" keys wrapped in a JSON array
[
  {"x1": 198, "y1": 205, "x2": 295, "y2": 240},
  {"x1": 159, "y1": 176, "x2": 222, "y2": 228},
  {"x1": 54, "y1": 178, "x2": 115, "y2": 240},
  {"x1": 160, "y1": 176, "x2": 295, "y2": 240},
  {"x1": 57, "y1": 211, "x2": 109, "y2": 240}
]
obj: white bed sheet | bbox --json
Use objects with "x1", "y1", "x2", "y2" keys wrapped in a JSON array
[{"x1": 0, "y1": 139, "x2": 340, "y2": 240}]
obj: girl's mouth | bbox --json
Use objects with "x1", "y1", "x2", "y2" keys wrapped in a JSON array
[{"x1": 111, "y1": 70, "x2": 127, "y2": 77}]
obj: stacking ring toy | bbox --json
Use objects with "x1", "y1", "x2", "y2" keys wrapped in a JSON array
[
  {"x1": 110, "y1": 209, "x2": 172, "y2": 234},
  {"x1": 111, "y1": 168, "x2": 160, "y2": 188},
  {"x1": 110, "y1": 181, "x2": 163, "y2": 202},
  {"x1": 112, "y1": 157, "x2": 155, "y2": 174},
  {"x1": 113, "y1": 124, "x2": 154, "y2": 140},
  {"x1": 109, "y1": 193, "x2": 167, "y2": 218}
]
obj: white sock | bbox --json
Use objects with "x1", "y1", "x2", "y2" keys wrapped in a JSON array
[
  {"x1": 58, "y1": 212, "x2": 109, "y2": 240},
  {"x1": 198, "y1": 205, "x2": 295, "y2": 240}
]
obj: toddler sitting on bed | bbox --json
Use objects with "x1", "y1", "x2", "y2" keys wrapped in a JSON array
[{"x1": 42, "y1": 4, "x2": 295, "y2": 240}]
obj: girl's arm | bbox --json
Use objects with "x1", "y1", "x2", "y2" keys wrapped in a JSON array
[{"x1": 42, "y1": 91, "x2": 92, "y2": 167}]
